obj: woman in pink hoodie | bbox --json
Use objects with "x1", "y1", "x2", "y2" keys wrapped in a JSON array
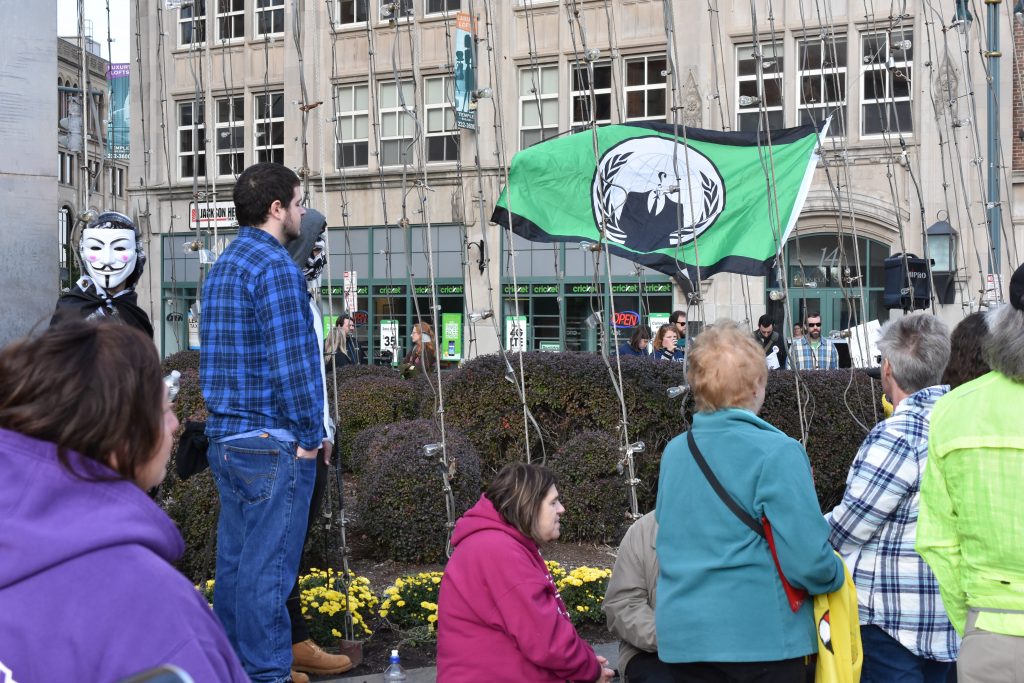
[{"x1": 438, "y1": 463, "x2": 615, "y2": 682}]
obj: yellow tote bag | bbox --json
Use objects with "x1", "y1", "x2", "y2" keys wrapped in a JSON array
[{"x1": 813, "y1": 559, "x2": 862, "y2": 683}]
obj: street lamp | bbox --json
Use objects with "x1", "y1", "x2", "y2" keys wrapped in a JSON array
[
  {"x1": 952, "y1": 0, "x2": 973, "y2": 33},
  {"x1": 926, "y1": 215, "x2": 958, "y2": 304}
]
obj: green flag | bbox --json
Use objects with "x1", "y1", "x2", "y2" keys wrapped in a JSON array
[{"x1": 491, "y1": 122, "x2": 822, "y2": 282}]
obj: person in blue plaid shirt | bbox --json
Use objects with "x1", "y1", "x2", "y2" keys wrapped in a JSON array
[
  {"x1": 825, "y1": 313, "x2": 960, "y2": 682},
  {"x1": 786, "y1": 312, "x2": 838, "y2": 370},
  {"x1": 200, "y1": 162, "x2": 324, "y2": 683}
]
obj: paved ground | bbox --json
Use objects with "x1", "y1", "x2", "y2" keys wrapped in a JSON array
[{"x1": 319, "y1": 641, "x2": 620, "y2": 682}]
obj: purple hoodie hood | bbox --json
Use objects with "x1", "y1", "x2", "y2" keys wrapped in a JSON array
[{"x1": 0, "y1": 427, "x2": 183, "y2": 589}]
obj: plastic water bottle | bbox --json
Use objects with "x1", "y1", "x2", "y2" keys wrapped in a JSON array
[
  {"x1": 164, "y1": 370, "x2": 181, "y2": 403},
  {"x1": 383, "y1": 649, "x2": 407, "y2": 681}
]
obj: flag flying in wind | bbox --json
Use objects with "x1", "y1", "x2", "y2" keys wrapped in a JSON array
[{"x1": 491, "y1": 121, "x2": 823, "y2": 282}]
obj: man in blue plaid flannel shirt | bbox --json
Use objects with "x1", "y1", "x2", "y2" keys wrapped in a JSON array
[
  {"x1": 200, "y1": 162, "x2": 325, "y2": 683},
  {"x1": 787, "y1": 312, "x2": 839, "y2": 370},
  {"x1": 825, "y1": 314, "x2": 960, "y2": 682}
]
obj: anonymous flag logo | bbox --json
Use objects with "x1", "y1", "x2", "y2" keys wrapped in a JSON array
[{"x1": 591, "y1": 136, "x2": 725, "y2": 252}]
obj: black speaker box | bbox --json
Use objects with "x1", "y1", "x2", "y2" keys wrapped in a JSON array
[{"x1": 883, "y1": 253, "x2": 932, "y2": 310}]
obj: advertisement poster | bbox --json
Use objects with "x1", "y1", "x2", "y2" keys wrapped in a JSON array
[
  {"x1": 441, "y1": 312, "x2": 462, "y2": 361},
  {"x1": 344, "y1": 271, "x2": 358, "y2": 312},
  {"x1": 453, "y1": 12, "x2": 477, "y2": 130},
  {"x1": 188, "y1": 201, "x2": 237, "y2": 230},
  {"x1": 106, "y1": 63, "x2": 130, "y2": 159},
  {"x1": 380, "y1": 319, "x2": 399, "y2": 366},
  {"x1": 505, "y1": 315, "x2": 528, "y2": 353},
  {"x1": 323, "y1": 315, "x2": 337, "y2": 341},
  {"x1": 648, "y1": 313, "x2": 670, "y2": 334}
]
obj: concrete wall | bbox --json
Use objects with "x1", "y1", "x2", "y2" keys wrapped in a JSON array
[{"x1": 0, "y1": 1, "x2": 58, "y2": 346}]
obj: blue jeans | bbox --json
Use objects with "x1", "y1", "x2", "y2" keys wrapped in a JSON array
[
  {"x1": 208, "y1": 435, "x2": 316, "y2": 683},
  {"x1": 861, "y1": 625, "x2": 953, "y2": 683}
]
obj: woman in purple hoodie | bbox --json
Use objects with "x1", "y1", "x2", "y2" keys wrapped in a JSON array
[
  {"x1": 438, "y1": 463, "x2": 615, "y2": 683},
  {"x1": 0, "y1": 321, "x2": 248, "y2": 683}
]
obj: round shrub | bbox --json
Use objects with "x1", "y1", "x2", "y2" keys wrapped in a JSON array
[
  {"x1": 549, "y1": 431, "x2": 631, "y2": 543},
  {"x1": 162, "y1": 350, "x2": 201, "y2": 375},
  {"x1": 333, "y1": 375, "x2": 426, "y2": 471},
  {"x1": 353, "y1": 420, "x2": 480, "y2": 563}
]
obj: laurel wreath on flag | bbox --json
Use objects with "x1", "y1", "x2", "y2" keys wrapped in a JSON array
[{"x1": 597, "y1": 151, "x2": 722, "y2": 247}]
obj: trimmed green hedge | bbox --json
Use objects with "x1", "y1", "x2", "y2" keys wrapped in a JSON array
[
  {"x1": 352, "y1": 419, "x2": 480, "y2": 563},
  {"x1": 549, "y1": 431, "x2": 632, "y2": 543}
]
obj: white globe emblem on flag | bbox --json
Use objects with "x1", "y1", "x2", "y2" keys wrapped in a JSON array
[{"x1": 591, "y1": 136, "x2": 725, "y2": 251}]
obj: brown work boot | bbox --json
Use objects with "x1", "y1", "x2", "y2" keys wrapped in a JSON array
[
  {"x1": 292, "y1": 639, "x2": 354, "y2": 675},
  {"x1": 289, "y1": 670, "x2": 310, "y2": 683}
]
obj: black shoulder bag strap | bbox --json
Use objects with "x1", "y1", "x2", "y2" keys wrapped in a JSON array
[{"x1": 686, "y1": 431, "x2": 765, "y2": 539}]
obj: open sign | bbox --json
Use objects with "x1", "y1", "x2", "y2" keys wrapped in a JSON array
[
  {"x1": 353, "y1": 311, "x2": 369, "y2": 326},
  {"x1": 614, "y1": 311, "x2": 640, "y2": 328}
]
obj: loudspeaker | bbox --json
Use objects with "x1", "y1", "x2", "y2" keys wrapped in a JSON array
[{"x1": 883, "y1": 253, "x2": 932, "y2": 310}]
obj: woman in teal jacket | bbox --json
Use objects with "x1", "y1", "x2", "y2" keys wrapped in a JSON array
[{"x1": 655, "y1": 320, "x2": 845, "y2": 682}]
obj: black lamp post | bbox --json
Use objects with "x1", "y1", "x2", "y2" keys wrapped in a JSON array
[{"x1": 926, "y1": 217, "x2": 958, "y2": 305}]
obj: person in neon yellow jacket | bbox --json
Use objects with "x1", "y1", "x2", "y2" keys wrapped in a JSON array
[{"x1": 917, "y1": 262, "x2": 1024, "y2": 680}]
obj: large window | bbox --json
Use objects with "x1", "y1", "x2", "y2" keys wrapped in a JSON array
[
  {"x1": 379, "y1": 80, "x2": 415, "y2": 166},
  {"x1": 624, "y1": 55, "x2": 667, "y2": 122},
  {"x1": 380, "y1": 0, "x2": 413, "y2": 21},
  {"x1": 338, "y1": 0, "x2": 369, "y2": 24},
  {"x1": 178, "y1": 100, "x2": 206, "y2": 179},
  {"x1": 425, "y1": 76, "x2": 459, "y2": 162},
  {"x1": 335, "y1": 84, "x2": 369, "y2": 168},
  {"x1": 798, "y1": 35, "x2": 847, "y2": 136},
  {"x1": 255, "y1": 0, "x2": 284, "y2": 37},
  {"x1": 179, "y1": 0, "x2": 207, "y2": 47},
  {"x1": 109, "y1": 166, "x2": 125, "y2": 197},
  {"x1": 215, "y1": 95, "x2": 244, "y2": 176},
  {"x1": 254, "y1": 91, "x2": 284, "y2": 164},
  {"x1": 735, "y1": 41, "x2": 784, "y2": 131},
  {"x1": 59, "y1": 151, "x2": 75, "y2": 185},
  {"x1": 861, "y1": 30, "x2": 913, "y2": 135},
  {"x1": 217, "y1": 0, "x2": 245, "y2": 42},
  {"x1": 519, "y1": 64, "x2": 558, "y2": 149},
  {"x1": 426, "y1": 0, "x2": 459, "y2": 13},
  {"x1": 571, "y1": 61, "x2": 612, "y2": 130}
]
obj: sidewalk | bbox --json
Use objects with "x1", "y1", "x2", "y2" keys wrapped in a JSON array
[{"x1": 318, "y1": 641, "x2": 619, "y2": 683}]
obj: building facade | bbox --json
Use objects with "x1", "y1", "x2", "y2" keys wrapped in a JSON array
[
  {"x1": 57, "y1": 37, "x2": 131, "y2": 293},
  {"x1": 129, "y1": 0, "x2": 1022, "y2": 361}
]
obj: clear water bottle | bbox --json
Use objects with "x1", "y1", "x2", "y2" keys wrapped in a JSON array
[
  {"x1": 164, "y1": 370, "x2": 181, "y2": 403},
  {"x1": 383, "y1": 649, "x2": 407, "y2": 681}
]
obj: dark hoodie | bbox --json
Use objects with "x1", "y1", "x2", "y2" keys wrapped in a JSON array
[
  {"x1": 0, "y1": 428, "x2": 248, "y2": 682},
  {"x1": 437, "y1": 494, "x2": 601, "y2": 683},
  {"x1": 51, "y1": 279, "x2": 154, "y2": 338}
]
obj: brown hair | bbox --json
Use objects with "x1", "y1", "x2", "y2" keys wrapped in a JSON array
[
  {"x1": 0, "y1": 320, "x2": 164, "y2": 482},
  {"x1": 688, "y1": 319, "x2": 768, "y2": 412},
  {"x1": 652, "y1": 323, "x2": 678, "y2": 352},
  {"x1": 486, "y1": 462, "x2": 556, "y2": 543},
  {"x1": 942, "y1": 312, "x2": 991, "y2": 389}
]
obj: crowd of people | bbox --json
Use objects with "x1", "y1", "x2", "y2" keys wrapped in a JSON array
[{"x1": 3, "y1": 160, "x2": 1023, "y2": 683}]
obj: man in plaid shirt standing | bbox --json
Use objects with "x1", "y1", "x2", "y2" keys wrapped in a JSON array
[
  {"x1": 200, "y1": 162, "x2": 324, "y2": 683},
  {"x1": 825, "y1": 314, "x2": 959, "y2": 682},
  {"x1": 787, "y1": 311, "x2": 839, "y2": 370}
]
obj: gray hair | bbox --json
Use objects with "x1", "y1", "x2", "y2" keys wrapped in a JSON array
[
  {"x1": 984, "y1": 304, "x2": 1024, "y2": 381},
  {"x1": 876, "y1": 314, "x2": 951, "y2": 393}
]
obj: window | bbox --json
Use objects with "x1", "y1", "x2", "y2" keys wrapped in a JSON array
[
  {"x1": 571, "y1": 61, "x2": 612, "y2": 130},
  {"x1": 624, "y1": 55, "x2": 667, "y2": 121},
  {"x1": 797, "y1": 35, "x2": 847, "y2": 136},
  {"x1": 379, "y1": 80, "x2": 414, "y2": 166},
  {"x1": 109, "y1": 166, "x2": 125, "y2": 197},
  {"x1": 735, "y1": 41, "x2": 784, "y2": 132},
  {"x1": 861, "y1": 29, "x2": 913, "y2": 135},
  {"x1": 178, "y1": 100, "x2": 206, "y2": 179},
  {"x1": 335, "y1": 84, "x2": 369, "y2": 168},
  {"x1": 217, "y1": 0, "x2": 245, "y2": 41},
  {"x1": 255, "y1": 0, "x2": 284, "y2": 37},
  {"x1": 338, "y1": 0, "x2": 368, "y2": 24},
  {"x1": 519, "y1": 65, "x2": 558, "y2": 149},
  {"x1": 255, "y1": 91, "x2": 285, "y2": 164},
  {"x1": 215, "y1": 95, "x2": 244, "y2": 176},
  {"x1": 426, "y1": 0, "x2": 459, "y2": 13},
  {"x1": 180, "y1": 0, "x2": 207, "y2": 47},
  {"x1": 59, "y1": 151, "x2": 75, "y2": 185},
  {"x1": 380, "y1": 0, "x2": 413, "y2": 21},
  {"x1": 59, "y1": 206, "x2": 76, "y2": 291},
  {"x1": 425, "y1": 76, "x2": 459, "y2": 162}
]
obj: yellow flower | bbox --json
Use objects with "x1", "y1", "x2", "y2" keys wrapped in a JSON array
[
  {"x1": 380, "y1": 610, "x2": 389, "y2": 617},
  {"x1": 431, "y1": 576, "x2": 441, "y2": 584},
  {"x1": 332, "y1": 628, "x2": 342, "y2": 638},
  {"x1": 427, "y1": 614, "x2": 438, "y2": 623},
  {"x1": 397, "y1": 600, "x2": 406, "y2": 607}
]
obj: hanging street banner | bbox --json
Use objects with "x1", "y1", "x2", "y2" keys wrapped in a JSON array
[
  {"x1": 491, "y1": 121, "x2": 824, "y2": 282},
  {"x1": 452, "y1": 12, "x2": 477, "y2": 130},
  {"x1": 343, "y1": 271, "x2": 358, "y2": 313},
  {"x1": 441, "y1": 312, "x2": 462, "y2": 361},
  {"x1": 106, "y1": 63, "x2": 130, "y2": 159}
]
